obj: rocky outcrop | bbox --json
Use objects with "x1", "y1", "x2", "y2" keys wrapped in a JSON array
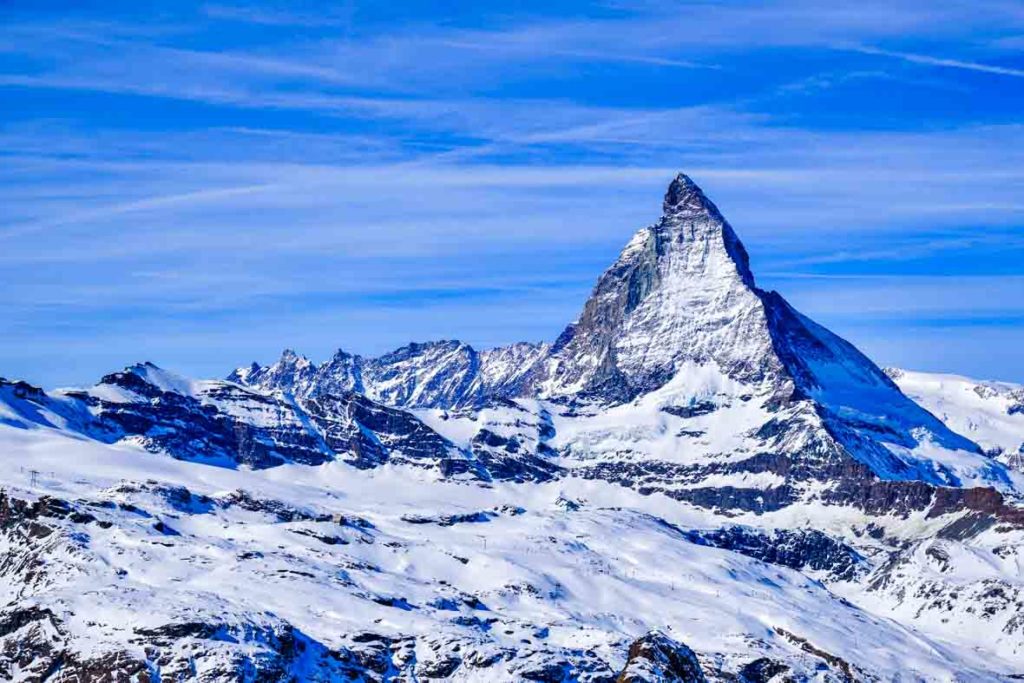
[
  {"x1": 300, "y1": 390, "x2": 480, "y2": 474},
  {"x1": 772, "y1": 628, "x2": 857, "y2": 682},
  {"x1": 616, "y1": 631, "x2": 706, "y2": 683},
  {"x1": 87, "y1": 365, "x2": 330, "y2": 468},
  {"x1": 685, "y1": 526, "x2": 866, "y2": 582}
]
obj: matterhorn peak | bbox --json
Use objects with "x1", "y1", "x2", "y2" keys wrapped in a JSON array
[
  {"x1": 529, "y1": 172, "x2": 769, "y2": 400},
  {"x1": 662, "y1": 172, "x2": 717, "y2": 218},
  {"x1": 657, "y1": 173, "x2": 754, "y2": 287}
]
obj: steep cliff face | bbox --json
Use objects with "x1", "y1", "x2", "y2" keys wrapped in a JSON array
[
  {"x1": 530, "y1": 174, "x2": 777, "y2": 402},
  {"x1": 528, "y1": 175, "x2": 955, "y2": 419}
]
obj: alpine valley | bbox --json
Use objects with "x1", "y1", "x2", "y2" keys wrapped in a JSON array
[{"x1": 3, "y1": 174, "x2": 1024, "y2": 682}]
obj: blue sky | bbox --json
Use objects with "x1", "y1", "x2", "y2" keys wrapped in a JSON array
[{"x1": 1, "y1": 0, "x2": 1023, "y2": 387}]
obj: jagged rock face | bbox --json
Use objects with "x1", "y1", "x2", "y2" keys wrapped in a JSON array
[
  {"x1": 227, "y1": 348, "x2": 316, "y2": 395},
  {"x1": 471, "y1": 342, "x2": 552, "y2": 400},
  {"x1": 524, "y1": 173, "x2": 877, "y2": 411},
  {"x1": 3, "y1": 364, "x2": 324, "y2": 469},
  {"x1": 74, "y1": 363, "x2": 331, "y2": 469},
  {"x1": 361, "y1": 341, "x2": 482, "y2": 408},
  {"x1": 616, "y1": 631, "x2": 706, "y2": 683},
  {"x1": 300, "y1": 391, "x2": 484, "y2": 476},
  {"x1": 532, "y1": 174, "x2": 779, "y2": 403},
  {"x1": 311, "y1": 348, "x2": 364, "y2": 396},
  {"x1": 684, "y1": 525, "x2": 866, "y2": 582},
  {"x1": 235, "y1": 340, "x2": 549, "y2": 409}
]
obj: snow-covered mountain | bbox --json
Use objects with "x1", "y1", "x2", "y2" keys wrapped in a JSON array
[
  {"x1": 887, "y1": 368, "x2": 1024, "y2": 464},
  {"x1": 230, "y1": 341, "x2": 549, "y2": 410},
  {"x1": 233, "y1": 175, "x2": 1013, "y2": 496},
  {"x1": 3, "y1": 174, "x2": 1024, "y2": 681}
]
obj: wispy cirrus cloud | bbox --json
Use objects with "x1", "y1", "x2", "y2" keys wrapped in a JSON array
[
  {"x1": 200, "y1": 3, "x2": 356, "y2": 28},
  {"x1": 851, "y1": 45, "x2": 1024, "y2": 79}
]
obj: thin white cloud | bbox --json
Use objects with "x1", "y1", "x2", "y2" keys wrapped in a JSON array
[
  {"x1": 201, "y1": 3, "x2": 355, "y2": 28},
  {"x1": 431, "y1": 38, "x2": 715, "y2": 70},
  {"x1": 0, "y1": 184, "x2": 278, "y2": 239},
  {"x1": 852, "y1": 45, "x2": 1024, "y2": 78}
]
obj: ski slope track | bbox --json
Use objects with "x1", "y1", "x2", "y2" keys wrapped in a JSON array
[{"x1": 3, "y1": 174, "x2": 1024, "y2": 681}]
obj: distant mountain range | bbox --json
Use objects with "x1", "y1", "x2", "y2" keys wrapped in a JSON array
[{"x1": 2, "y1": 174, "x2": 1023, "y2": 681}]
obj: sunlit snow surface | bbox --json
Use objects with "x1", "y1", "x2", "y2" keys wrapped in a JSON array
[
  {"x1": 891, "y1": 368, "x2": 1024, "y2": 461},
  {"x1": 2, "y1": 422, "x2": 1023, "y2": 681}
]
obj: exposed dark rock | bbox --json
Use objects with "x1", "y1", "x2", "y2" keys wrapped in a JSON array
[
  {"x1": 94, "y1": 366, "x2": 330, "y2": 468},
  {"x1": 616, "y1": 631, "x2": 706, "y2": 682},
  {"x1": 518, "y1": 660, "x2": 571, "y2": 681},
  {"x1": 773, "y1": 627, "x2": 856, "y2": 682},
  {"x1": 685, "y1": 526, "x2": 866, "y2": 581},
  {"x1": 937, "y1": 512, "x2": 998, "y2": 540},
  {"x1": 470, "y1": 426, "x2": 564, "y2": 483},
  {"x1": 216, "y1": 490, "x2": 332, "y2": 523},
  {"x1": 417, "y1": 652, "x2": 462, "y2": 678},
  {"x1": 401, "y1": 510, "x2": 495, "y2": 526},
  {"x1": 738, "y1": 657, "x2": 789, "y2": 682},
  {"x1": 107, "y1": 480, "x2": 215, "y2": 514},
  {"x1": 661, "y1": 401, "x2": 718, "y2": 419},
  {"x1": 301, "y1": 391, "x2": 490, "y2": 479},
  {"x1": 291, "y1": 527, "x2": 349, "y2": 545}
]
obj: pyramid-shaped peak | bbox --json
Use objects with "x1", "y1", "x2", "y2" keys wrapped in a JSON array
[
  {"x1": 533, "y1": 172, "x2": 766, "y2": 401},
  {"x1": 662, "y1": 172, "x2": 718, "y2": 217},
  {"x1": 657, "y1": 173, "x2": 754, "y2": 288}
]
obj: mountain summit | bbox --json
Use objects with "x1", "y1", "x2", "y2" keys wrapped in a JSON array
[
  {"x1": 531, "y1": 172, "x2": 765, "y2": 400},
  {"x1": 660, "y1": 172, "x2": 754, "y2": 285}
]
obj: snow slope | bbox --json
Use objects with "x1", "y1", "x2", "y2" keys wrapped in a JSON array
[
  {"x1": 1, "y1": 423, "x2": 1020, "y2": 681},
  {"x1": 888, "y1": 368, "x2": 1024, "y2": 461}
]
